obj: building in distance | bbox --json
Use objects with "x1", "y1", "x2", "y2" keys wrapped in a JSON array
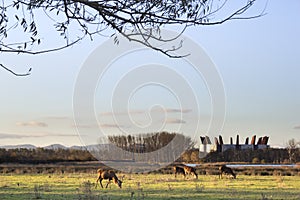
[{"x1": 199, "y1": 134, "x2": 270, "y2": 158}]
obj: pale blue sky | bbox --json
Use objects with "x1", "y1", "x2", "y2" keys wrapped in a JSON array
[{"x1": 0, "y1": 1, "x2": 299, "y2": 147}]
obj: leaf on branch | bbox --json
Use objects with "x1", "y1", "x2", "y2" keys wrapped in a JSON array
[
  {"x1": 13, "y1": 1, "x2": 20, "y2": 10},
  {"x1": 30, "y1": 22, "x2": 36, "y2": 32},
  {"x1": 114, "y1": 36, "x2": 119, "y2": 45},
  {"x1": 21, "y1": 18, "x2": 27, "y2": 31},
  {"x1": 21, "y1": 18, "x2": 26, "y2": 26},
  {"x1": 1, "y1": 0, "x2": 262, "y2": 59}
]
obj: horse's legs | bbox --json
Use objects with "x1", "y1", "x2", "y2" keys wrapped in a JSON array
[
  {"x1": 100, "y1": 179, "x2": 104, "y2": 188},
  {"x1": 105, "y1": 180, "x2": 111, "y2": 188},
  {"x1": 231, "y1": 171, "x2": 236, "y2": 179},
  {"x1": 95, "y1": 176, "x2": 100, "y2": 188},
  {"x1": 193, "y1": 172, "x2": 198, "y2": 179}
]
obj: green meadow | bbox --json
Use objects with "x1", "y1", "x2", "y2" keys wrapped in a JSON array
[{"x1": 0, "y1": 173, "x2": 299, "y2": 200}]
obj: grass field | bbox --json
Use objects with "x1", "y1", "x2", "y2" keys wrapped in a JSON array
[{"x1": 0, "y1": 173, "x2": 299, "y2": 200}]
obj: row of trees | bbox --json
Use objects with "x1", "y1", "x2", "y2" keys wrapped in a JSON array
[
  {"x1": 107, "y1": 131, "x2": 194, "y2": 153},
  {"x1": 1, "y1": 146, "x2": 298, "y2": 164},
  {"x1": 286, "y1": 138, "x2": 300, "y2": 163},
  {"x1": 202, "y1": 147, "x2": 299, "y2": 164},
  {"x1": 1, "y1": 136, "x2": 298, "y2": 164},
  {"x1": 90, "y1": 132, "x2": 195, "y2": 163},
  {"x1": 0, "y1": 148, "x2": 96, "y2": 164},
  {"x1": 201, "y1": 138, "x2": 300, "y2": 163},
  {"x1": 0, "y1": 132, "x2": 195, "y2": 164}
]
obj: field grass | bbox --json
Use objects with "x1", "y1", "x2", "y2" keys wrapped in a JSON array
[{"x1": 0, "y1": 173, "x2": 299, "y2": 200}]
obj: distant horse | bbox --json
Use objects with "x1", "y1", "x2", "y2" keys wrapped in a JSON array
[
  {"x1": 219, "y1": 165, "x2": 236, "y2": 179},
  {"x1": 183, "y1": 166, "x2": 198, "y2": 179},
  {"x1": 96, "y1": 169, "x2": 122, "y2": 188},
  {"x1": 173, "y1": 166, "x2": 186, "y2": 178}
]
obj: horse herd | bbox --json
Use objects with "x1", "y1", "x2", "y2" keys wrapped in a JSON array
[{"x1": 96, "y1": 165, "x2": 236, "y2": 189}]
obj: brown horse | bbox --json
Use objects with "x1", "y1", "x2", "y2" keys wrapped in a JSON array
[
  {"x1": 173, "y1": 166, "x2": 186, "y2": 178},
  {"x1": 219, "y1": 165, "x2": 236, "y2": 179},
  {"x1": 96, "y1": 169, "x2": 122, "y2": 188},
  {"x1": 183, "y1": 166, "x2": 198, "y2": 179}
]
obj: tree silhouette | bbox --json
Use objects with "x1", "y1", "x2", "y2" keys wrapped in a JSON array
[
  {"x1": 1, "y1": 0, "x2": 264, "y2": 57},
  {"x1": 287, "y1": 139, "x2": 300, "y2": 163},
  {"x1": 108, "y1": 131, "x2": 193, "y2": 153}
]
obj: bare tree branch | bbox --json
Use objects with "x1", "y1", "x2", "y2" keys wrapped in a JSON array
[
  {"x1": 0, "y1": 63, "x2": 31, "y2": 76},
  {"x1": 0, "y1": 37, "x2": 83, "y2": 54},
  {"x1": 0, "y1": 0, "x2": 266, "y2": 74}
]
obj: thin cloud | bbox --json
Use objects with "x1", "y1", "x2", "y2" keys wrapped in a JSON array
[
  {"x1": 100, "y1": 108, "x2": 192, "y2": 116},
  {"x1": 100, "y1": 112, "x2": 115, "y2": 116},
  {"x1": 129, "y1": 110, "x2": 147, "y2": 114},
  {"x1": 165, "y1": 119, "x2": 186, "y2": 124},
  {"x1": 16, "y1": 121, "x2": 48, "y2": 127},
  {"x1": 165, "y1": 108, "x2": 192, "y2": 113},
  {"x1": 44, "y1": 116, "x2": 71, "y2": 120},
  {"x1": 72, "y1": 124, "x2": 97, "y2": 129},
  {"x1": 0, "y1": 133, "x2": 22, "y2": 139},
  {"x1": 73, "y1": 123, "x2": 129, "y2": 129},
  {"x1": 0, "y1": 132, "x2": 77, "y2": 139},
  {"x1": 100, "y1": 124, "x2": 128, "y2": 129},
  {"x1": 100, "y1": 110, "x2": 145, "y2": 116},
  {"x1": 294, "y1": 125, "x2": 300, "y2": 129}
]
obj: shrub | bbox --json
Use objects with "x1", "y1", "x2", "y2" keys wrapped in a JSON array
[
  {"x1": 252, "y1": 157, "x2": 260, "y2": 163},
  {"x1": 260, "y1": 171, "x2": 269, "y2": 176}
]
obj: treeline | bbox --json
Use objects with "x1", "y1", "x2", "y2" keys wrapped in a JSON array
[
  {"x1": 0, "y1": 148, "x2": 96, "y2": 164},
  {"x1": 202, "y1": 148, "x2": 299, "y2": 163},
  {"x1": 1, "y1": 134, "x2": 298, "y2": 164},
  {"x1": 107, "y1": 131, "x2": 194, "y2": 153},
  {"x1": 0, "y1": 132, "x2": 194, "y2": 164},
  {"x1": 1, "y1": 147, "x2": 299, "y2": 164},
  {"x1": 91, "y1": 132, "x2": 194, "y2": 163}
]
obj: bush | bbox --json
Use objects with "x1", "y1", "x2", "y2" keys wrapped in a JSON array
[
  {"x1": 260, "y1": 171, "x2": 269, "y2": 176},
  {"x1": 252, "y1": 157, "x2": 260, "y2": 163}
]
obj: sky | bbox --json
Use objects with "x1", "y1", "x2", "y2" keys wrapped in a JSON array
[{"x1": 0, "y1": 1, "x2": 299, "y2": 148}]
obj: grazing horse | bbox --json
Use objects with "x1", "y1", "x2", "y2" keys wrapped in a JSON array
[
  {"x1": 173, "y1": 166, "x2": 186, "y2": 178},
  {"x1": 183, "y1": 166, "x2": 198, "y2": 179},
  {"x1": 96, "y1": 169, "x2": 122, "y2": 188},
  {"x1": 219, "y1": 165, "x2": 236, "y2": 179}
]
